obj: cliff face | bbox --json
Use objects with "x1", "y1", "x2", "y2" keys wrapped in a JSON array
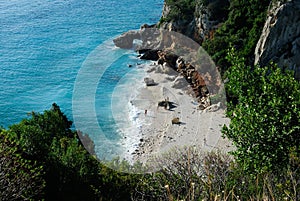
[
  {"x1": 193, "y1": 0, "x2": 229, "y2": 43},
  {"x1": 159, "y1": 0, "x2": 229, "y2": 44},
  {"x1": 159, "y1": 2, "x2": 196, "y2": 39},
  {"x1": 161, "y1": 0, "x2": 300, "y2": 79},
  {"x1": 255, "y1": 0, "x2": 300, "y2": 80}
]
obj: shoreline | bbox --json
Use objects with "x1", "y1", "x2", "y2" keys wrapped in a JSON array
[{"x1": 122, "y1": 62, "x2": 233, "y2": 164}]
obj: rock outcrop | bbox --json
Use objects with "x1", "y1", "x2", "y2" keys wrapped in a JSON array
[
  {"x1": 193, "y1": 0, "x2": 229, "y2": 43},
  {"x1": 139, "y1": 49, "x2": 160, "y2": 61},
  {"x1": 113, "y1": 30, "x2": 141, "y2": 49},
  {"x1": 159, "y1": 2, "x2": 194, "y2": 38},
  {"x1": 255, "y1": 1, "x2": 300, "y2": 80},
  {"x1": 159, "y1": 0, "x2": 300, "y2": 79},
  {"x1": 156, "y1": 51, "x2": 211, "y2": 109},
  {"x1": 159, "y1": 0, "x2": 229, "y2": 43}
]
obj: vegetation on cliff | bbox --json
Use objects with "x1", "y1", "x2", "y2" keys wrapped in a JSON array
[
  {"x1": 161, "y1": 0, "x2": 196, "y2": 22},
  {"x1": 1, "y1": 0, "x2": 300, "y2": 200},
  {"x1": 0, "y1": 104, "x2": 140, "y2": 200},
  {"x1": 162, "y1": 0, "x2": 272, "y2": 74},
  {"x1": 202, "y1": 0, "x2": 272, "y2": 73}
]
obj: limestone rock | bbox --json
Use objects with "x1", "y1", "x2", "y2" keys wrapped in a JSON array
[
  {"x1": 255, "y1": 1, "x2": 300, "y2": 80},
  {"x1": 113, "y1": 30, "x2": 141, "y2": 49},
  {"x1": 158, "y1": 0, "x2": 229, "y2": 43},
  {"x1": 159, "y1": 2, "x2": 195, "y2": 40},
  {"x1": 172, "y1": 76, "x2": 187, "y2": 89},
  {"x1": 193, "y1": 0, "x2": 229, "y2": 43}
]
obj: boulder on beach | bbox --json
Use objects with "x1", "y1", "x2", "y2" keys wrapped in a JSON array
[
  {"x1": 158, "y1": 100, "x2": 168, "y2": 108},
  {"x1": 144, "y1": 77, "x2": 156, "y2": 86},
  {"x1": 171, "y1": 117, "x2": 180, "y2": 125},
  {"x1": 172, "y1": 76, "x2": 187, "y2": 89}
]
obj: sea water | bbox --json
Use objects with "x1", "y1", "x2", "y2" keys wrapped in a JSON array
[{"x1": 0, "y1": 0, "x2": 163, "y2": 160}]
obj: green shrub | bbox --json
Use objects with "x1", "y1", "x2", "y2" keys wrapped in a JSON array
[
  {"x1": 202, "y1": 0, "x2": 271, "y2": 74},
  {"x1": 0, "y1": 130, "x2": 45, "y2": 200},
  {"x1": 163, "y1": 0, "x2": 196, "y2": 22},
  {"x1": 223, "y1": 47, "x2": 300, "y2": 173}
]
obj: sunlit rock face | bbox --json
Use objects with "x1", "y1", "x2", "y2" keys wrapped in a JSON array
[{"x1": 255, "y1": 1, "x2": 300, "y2": 80}]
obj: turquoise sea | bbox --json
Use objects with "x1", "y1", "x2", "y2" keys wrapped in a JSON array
[{"x1": 0, "y1": 0, "x2": 163, "y2": 160}]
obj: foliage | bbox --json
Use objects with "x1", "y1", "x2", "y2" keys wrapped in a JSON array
[
  {"x1": 202, "y1": 0, "x2": 272, "y2": 74},
  {"x1": 5, "y1": 103, "x2": 102, "y2": 200},
  {"x1": 1, "y1": 103, "x2": 143, "y2": 200},
  {"x1": 133, "y1": 148, "x2": 233, "y2": 200},
  {"x1": 223, "y1": 47, "x2": 300, "y2": 173},
  {"x1": 8, "y1": 103, "x2": 73, "y2": 160},
  {"x1": 195, "y1": 0, "x2": 230, "y2": 21},
  {"x1": 133, "y1": 147, "x2": 300, "y2": 200},
  {"x1": 2, "y1": 101, "x2": 300, "y2": 200},
  {"x1": 162, "y1": 0, "x2": 196, "y2": 22},
  {"x1": 0, "y1": 130, "x2": 45, "y2": 200}
]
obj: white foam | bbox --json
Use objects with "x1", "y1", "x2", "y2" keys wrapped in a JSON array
[{"x1": 111, "y1": 65, "x2": 148, "y2": 162}]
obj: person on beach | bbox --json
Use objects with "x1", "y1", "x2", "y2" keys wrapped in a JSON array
[{"x1": 145, "y1": 109, "x2": 148, "y2": 116}]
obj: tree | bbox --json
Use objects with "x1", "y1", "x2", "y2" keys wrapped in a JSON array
[
  {"x1": 6, "y1": 103, "x2": 102, "y2": 200},
  {"x1": 3, "y1": 103, "x2": 144, "y2": 200},
  {"x1": 8, "y1": 103, "x2": 73, "y2": 160},
  {"x1": 162, "y1": 0, "x2": 196, "y2": 22},
  {"x1": 223, "y1": 47, "x2": 300, "y2": 173},
  {"x1": 0, "y1": 130, "x2": 45, "y2": 200}
]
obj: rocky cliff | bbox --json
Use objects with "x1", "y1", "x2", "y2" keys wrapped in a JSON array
[
  {"x1": 255, "y1": 0, "x2": 300, "y2": 80},
  {"x1": 114, "y1": 0, "x2": 300, "y2": 80},
  {"x1": 160, "y1": 0, "x2": 300, "y2": 79},
  {"x1": 159, "y1": 0, "x2": 229, "y2": 44}
]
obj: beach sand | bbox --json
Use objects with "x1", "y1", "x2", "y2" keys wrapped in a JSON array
[{"x1": 127, "y1": 63, "x2": 233, "y2": 164}]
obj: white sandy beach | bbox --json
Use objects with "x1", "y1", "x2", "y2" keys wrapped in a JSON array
[{"x1": 124, "y1": 63, "x2": 233, "y2": 164}]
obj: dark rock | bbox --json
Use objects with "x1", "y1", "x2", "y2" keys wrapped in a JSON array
[
  {"x1": 144, "y1": 77, "x2": 156, "y2": 86},
  {"x1": 140, "y1": 23, "x2": 156, "y2": 29},
  {"x1": 140, "y1": 49, "x2": 160, "y2": 61},
  {"x1": 158, "y1": 100, "x2": 168, "y2": 107},
  {"x1": 138, "y1": 49, "x2": 151, "y2": 54},
  {"x1": 157, "y1": 51, "x2": 179, "y2": 68}
]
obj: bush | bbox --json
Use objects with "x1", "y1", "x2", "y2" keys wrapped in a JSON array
[
  {"x1": 133, "y1": 147, "x2": 233, "y2": 200},
  {"x1": 223, "y1": 47, "x2": 300, "y2": 173},
  {"x1": 202, "y1": 0, "x2": 271, "y2": 74},
  {"x1": 0, "y1": 130, "x2": 45, "y2": 200},
  {"x1": 133, "y1": 147, "x2": 300, "y2": 200},
  {"x1": 164, "y1": 0, "x2": 196, "y2": 22}
]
